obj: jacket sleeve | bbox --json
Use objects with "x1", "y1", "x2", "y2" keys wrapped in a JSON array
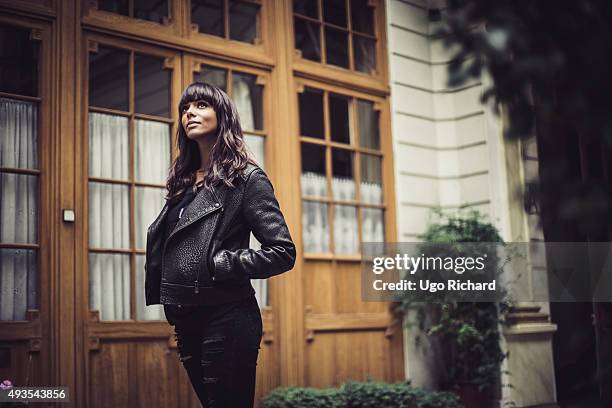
[{"x1": 211, "y1": 168, "x2": 296, "y2": 281}]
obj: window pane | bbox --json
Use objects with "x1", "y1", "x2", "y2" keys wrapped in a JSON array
[
  {"x1": 357, "y1": 99, "x2": 380, "y2": 149},
  {"x1": 134, "y1": 0, "x2": 168, "y2": 24},
  {"x1": 0, "y1": 248, "x2": 37, "y2": 321},
  {"x1": 325, "y1": 27, "x2": 349, "y2": 68},
  {"x1": 301, "y1": 143, "x2": 327, "y2": 197},
  {"x1": 89, "y1": 46, "x2": 129, "y2": 111},
  {"x1": 362, "y1": 207, "x2": 384, "y2": 243},
  {"x1": 332, "y1": 148, "x2": 354, "y2": 200},
  {"x1": 135, "y1": 255, "x2": 164, "y2": 320},
  {"x1": 0, "y1": 98, "x2": 38, "y2": 169},
  {"x1": 192, "y1": 0, "x2": 225, "y2": 37},
  {"x1": 88, "y1": 182, "x2": 130, "y2": 249},
  {"x1": 360, "y1": 154, "x2": 382, "y2": 204},
  {"x1": 294, "y1": 0, "x2": 318, "y2": 18},
  {"x1": 294, "y1": 18, "x2": 321, "y2": 62},
  {"x1": 323, "y1": 0, "x2": 347, "y2": 27},
  {"x1": 97, "y1": 0, "x2": 129, "y2": 15},
  {"x1": 194, "y1": 65, "x2": 228, "y2": 91},
  {"x1": 232, "y1": 72, "x2": 263, "y2": 131},
  {"x1": 302, "y1": 201, "x2": 329, "y2": 252},
  {"x1": 329, "y1": 93, "x2": 350, "y2": 144},
  {"x1": 135, "y1": 120, "x2": 171, "y2": 184},
  {"x1": 299, "y1": 88, "x2": 324, "y2": 138},
  {"x1": 135, "y1": 54, "x2": 171, "y2": 117},
  {"x1": 134, "y1": 187, "x2": 166, "y2": 250},
  {"x1": 354, "y1": 35, "x2": 376, "y2": 73},
  {"x1": 351, "y1": 0, "x2": 374, "y2": 35},
  {"x1": 230, "y1": 1, "x2": 260, "y2": 43},
  {"x1": 333, "y1": 204, "x2": 358, "y2": 254},
  {"x1": 88, "y1": 113, "x2": 129, "y2": 179},
  {"x1": 0, "y1": 173, "x2": 38, "y2": 244},
  {"x1": 245, "y1": 134, "x2": 265, "y2": 169},
  {"x1": 89, "y1": 253, "x2": 130, "y2": 321},
  {"x1": 0, "y1": 24, "x2": 39, "y2": 97}
]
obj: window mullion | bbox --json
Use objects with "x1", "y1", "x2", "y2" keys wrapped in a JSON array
[
  {"x1": 346, "y1": 0, "x2": 355, "y2": 71},
  {"x1": 128, "y1": 50, "x2": 136, "y2": 320}
]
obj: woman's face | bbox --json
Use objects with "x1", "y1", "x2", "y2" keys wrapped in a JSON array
[{"x1": 180, "y1": 100, "x2": 218, "y2": 140}]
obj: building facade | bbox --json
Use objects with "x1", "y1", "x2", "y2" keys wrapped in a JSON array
[{"x1": 2, "y1": 0, "x2": 609, "y2": 407}]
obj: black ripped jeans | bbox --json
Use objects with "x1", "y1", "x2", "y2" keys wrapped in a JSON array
[{"x1": 164, "y1": 295, "x2": 263, "y2": 408}]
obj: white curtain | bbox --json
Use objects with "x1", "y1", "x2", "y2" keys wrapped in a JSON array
[
  {"x1": 300, "y1": 171, "x2": 385, "y2": 253},
  {"x1": 89, "y1": 114, "x2": 171, "y2": 321},
  {"x1": 244, "y1": 131, "x2": 268, "y2": 307},
  {"x1": 134, "y1": 119, "x2": 169, "y2": 320},
  {"x1": 88, "y1": 112, "x2": 130, "y2": 320},
  {"x1": 0, "y1": 97, "x2": 38, "y2": 320},
  {"x1": 233, "y1": 78, "x2": 255, "y2": 131}
]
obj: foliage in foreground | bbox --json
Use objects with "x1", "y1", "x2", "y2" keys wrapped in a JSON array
[{"x1": 261, "y1": 380, "x2": 463, "y2": 408}]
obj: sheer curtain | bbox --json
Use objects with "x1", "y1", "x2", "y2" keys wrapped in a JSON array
[
  {"x1": 300, "y1": 155, "x2": 384, "y2": 254},
  {"x1": 234, "y1": 78, "x2": 268, "y2": 308},
  {"x1": 0, "y1": 97, "x2": 38, "y2": 320},
  {"x1": 134, "y1": 119, "x2": 169, "y2": 320},
  {"x1": 88, "y1": 113, "x2": 170, "y2": 321},
  {"x1": 88, "y1": 112, "x2": 131, "y2": 321}
]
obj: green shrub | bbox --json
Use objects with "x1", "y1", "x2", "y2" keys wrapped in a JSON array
[{"x1": 261, "y1": 380, "x2": 463, "y2": 408}]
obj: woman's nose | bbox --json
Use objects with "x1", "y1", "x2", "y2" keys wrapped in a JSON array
[{"x1": 185, "y1": 105, "x2": 196, "y2": 116}]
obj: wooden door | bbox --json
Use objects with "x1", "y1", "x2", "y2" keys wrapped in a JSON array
[
  {"x1": 80, "y1": 33, "x2": 202, "y2": 407},
  {"x1": 0, "y1": 16, "x2": 53, "y2": 391},
  {"x1": 295, "y1": 78, "x2": 404, "y2": 387}
]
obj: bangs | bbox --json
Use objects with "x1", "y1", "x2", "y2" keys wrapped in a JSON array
[{"x1": 179, "y1": 82, "x2": 219, "y2": 111}]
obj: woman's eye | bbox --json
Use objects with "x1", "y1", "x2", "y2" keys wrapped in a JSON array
[{"x1": 197, "y1": 101, "x2": 207, "y2": 108}]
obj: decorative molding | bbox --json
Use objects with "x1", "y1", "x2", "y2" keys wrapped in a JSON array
[
  {"x1": 88, "y1": 336, "x2": 100, "y2": 351},
  {"x1": 192, "y1": 61, "x2": 202, "y2": 74},
  {"x1": 29, "y1": 29, "x2": 42, "y2": 41},
  {"x1": 88, "y1": 40, "x2": 99, "y2": 54},
  {"x1": 255, "y1": 75, "x2": 266, "y2": 86},
  {"x1": 28, "y1": 338, "x2": 41, "y2": 353},
  {"x1": 162, "y1": 57, "x2": 174, "y2": 70}
]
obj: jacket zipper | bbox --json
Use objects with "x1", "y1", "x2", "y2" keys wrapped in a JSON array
[
  {"x1": 160, "y1": 205, "x2": 223, "y2": 295},
  {"x1": 195, "y1": 205, "x2": 224, "y2": 293}
]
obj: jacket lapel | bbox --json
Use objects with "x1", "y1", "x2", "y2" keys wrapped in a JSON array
[{"x1": 169, "y1": 184, "x2": 226, "y2": 239}]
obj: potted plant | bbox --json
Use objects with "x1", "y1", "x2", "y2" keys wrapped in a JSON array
[{"x1": 392, "y1": 208, "x2": 511, "y2": 407}]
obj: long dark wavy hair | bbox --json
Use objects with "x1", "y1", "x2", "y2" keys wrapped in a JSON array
[{"x1": 165, "y1": 82, "x2": 257, "y2": 206}]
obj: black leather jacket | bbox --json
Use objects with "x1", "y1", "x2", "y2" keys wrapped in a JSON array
[{"x1": 144, "y1": 163, "x2": 296, "y2": 305}]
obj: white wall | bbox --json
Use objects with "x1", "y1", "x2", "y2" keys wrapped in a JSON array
[{"x1": 385, "y1": 0, "x2": 514, "y2": 388}]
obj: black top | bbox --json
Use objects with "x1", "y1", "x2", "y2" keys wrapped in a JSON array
[{"x1": 162, "y1": 183, "x2": 203, "y2": 245}]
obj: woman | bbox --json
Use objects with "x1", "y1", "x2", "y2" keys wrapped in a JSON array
[{"x1": 144, "y1": 82, "x2": 296, "y2": 407}]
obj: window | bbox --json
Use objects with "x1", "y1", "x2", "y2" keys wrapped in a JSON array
[
  {"x1": 293, "y1": 0, "x2": 377, "y2": 73},
  {"x1": 191, "y1": 0, "x2": 262, "y2": 44},
  {"x1": 95, "y1": 0, "x2": 170, "y2": 24},
  {"x1": 87, "y1": 42, "x2": 174, "y2": 321},
  {"x1": 192, "y1": 62, "x2": 269, "y2": 306},
  {"x1": 298, "y1": 86, "x2": 384, "y2": 256},
  {"x1": 0, "y1": 24, "x2": 41, "y2": 321}
]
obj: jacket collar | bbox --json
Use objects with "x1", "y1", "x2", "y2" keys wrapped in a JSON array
[{"x1": 148, "y1": 182, "x2": 227, "y2": 238}]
